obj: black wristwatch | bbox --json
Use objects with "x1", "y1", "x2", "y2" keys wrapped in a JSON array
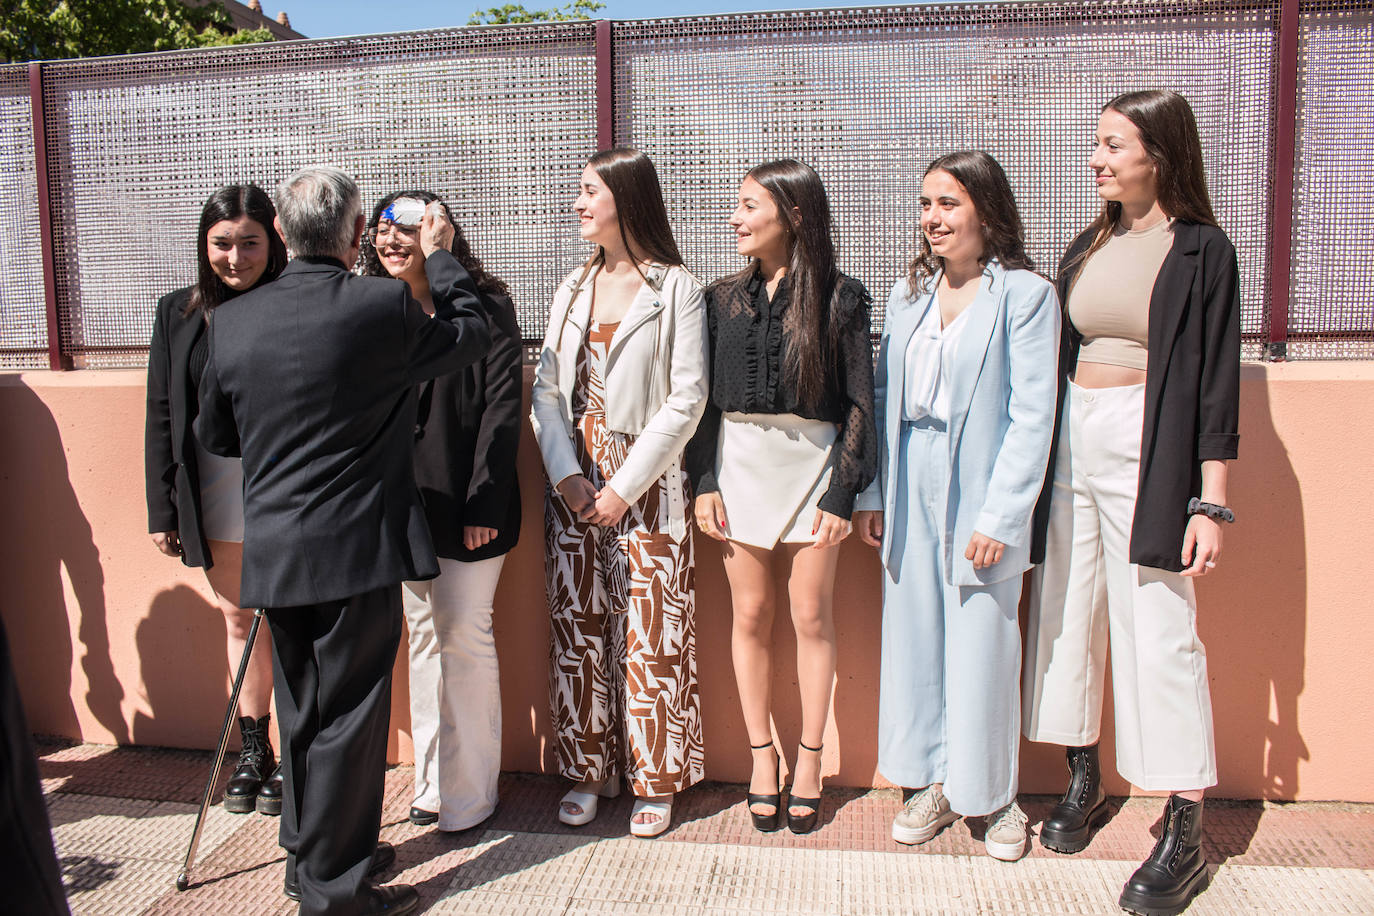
[{"x1": 1187, "y1": 497, "x2": 1234, "y2": 524}]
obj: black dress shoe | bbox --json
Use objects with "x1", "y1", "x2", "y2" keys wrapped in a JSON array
[
  {"x1": 409, "y1": 806, "x2": 438, "y2": 826},
  {"x1": 1040, "y1": 743, "x2": 1109, "y2": 854},
  {"x1": 284, "y1": 842, "x2": 397, "y2": 901},
  {"x1": 361, "y1": 883, "x2": 419, "y2": 916},
  {"x1": 255, "y1": 765, "x2": 283, "y2": 816},
  {"x1": 1118, "y1": 795, "x2": 1209, "y2": 916}
]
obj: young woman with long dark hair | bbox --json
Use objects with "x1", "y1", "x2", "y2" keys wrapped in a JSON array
[
  {"x1": 145, "y1": 184, "x2": 287, "y2": 814},
  {"x1": 686, "y1": 159, "x2": 876, "y2": 834},
  {"x1": 530, "y1": 148, "x2": 708, "y2": 838},
  {"x1": 853, "y1": 151, "x2": 1059, "y2": 861},
  {"x1": 1022, "y1": 90, "x2": 1240, "y2": 916},
  {"x1": 362, "y1": 190, "x2": 522, "y2": 832}
]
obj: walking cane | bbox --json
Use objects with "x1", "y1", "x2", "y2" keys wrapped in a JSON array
[{"x1": 175, "y1": 607, "x2": 265, "y2": 891}]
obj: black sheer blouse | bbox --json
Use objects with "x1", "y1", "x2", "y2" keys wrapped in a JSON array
[{"x1": 686, "y1": 270, "x2": 877, "y2": 519}]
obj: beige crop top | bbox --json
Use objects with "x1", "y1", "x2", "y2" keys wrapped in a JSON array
[{"x1": 1067, "y1": 218, "x2": 1174, "y2": 371}]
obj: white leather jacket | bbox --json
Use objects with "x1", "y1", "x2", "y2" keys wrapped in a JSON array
[{"x1": 530, "y1": 261, "x2": 708, "y2": 541}]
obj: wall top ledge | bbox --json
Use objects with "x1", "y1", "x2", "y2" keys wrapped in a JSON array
[
  {"x1": 2, "y1": 369, "x2": 146, "y2": 389},
  {"x1": 1240, "y1": 361, "x2": 1374, "y2": 382}
]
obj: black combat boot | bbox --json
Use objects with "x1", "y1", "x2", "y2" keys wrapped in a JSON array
[
  {"x1": 1040, "y1": 743, "x2": 1109, "y2": 853},
  {"x1": 256, "y1": 764, "x2": 283, "y2": 815},
  {"x1": 223, "y1": 714, "x2": 275, "y2": 813},
  {"x1": 1118, "y1": 795, "x2": 1208, "y2": 916}
]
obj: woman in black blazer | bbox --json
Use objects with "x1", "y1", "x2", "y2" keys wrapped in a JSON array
[
  {"x1": 145, "y1": 184, "x2": 287, "y2": 813},
  {"x1": 362, "y1": 190, "x2": 522, "y2": 832},
  {"x1": 1021, "y1": 90, "x2": 1240, "y2": 916}
]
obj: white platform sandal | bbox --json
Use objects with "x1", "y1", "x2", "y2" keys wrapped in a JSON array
[
  {"x1": 629, "y1": 795, "x2": 673, "y2": 838},
  {"x1": 558, "y1": 779, "x2": 621, "y2": 827}
]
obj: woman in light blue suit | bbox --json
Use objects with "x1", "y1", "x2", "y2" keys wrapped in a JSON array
[{"x1": 855, "y1": 150, "x2": 1059, "y2": 861}]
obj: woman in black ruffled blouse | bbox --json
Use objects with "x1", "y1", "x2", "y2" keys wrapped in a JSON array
[{"x1": 686, "y1": 158, "x2": 876, "y2": 835}]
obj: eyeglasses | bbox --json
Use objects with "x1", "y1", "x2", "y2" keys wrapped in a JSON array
[{"x1": 367, "y1": 220, "x2": 418, "y2": 244}]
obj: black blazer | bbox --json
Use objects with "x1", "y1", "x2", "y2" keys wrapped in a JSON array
[
  {"x1": 193, "y1": 250, "x2": 490, "y2": 608},
  {"x1": 413, "y1": 288, "x2": 522, "y2": 562},
  {"x1": 1031, "y1": 220, "x2": 1241, "y2": 572},
  {"x1": 145, "y1": 287, "x2": 217, "y2": 569}
]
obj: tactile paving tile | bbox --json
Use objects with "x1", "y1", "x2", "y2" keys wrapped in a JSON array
[
  {"x1": 62, "y1": 855, "x2": 188, "y2": 916},
  {"x1": 703, "y1": 845, "x2": 843, "y2": 913},
  {"x1": 966, "y1": 853, "x2": 1127, "y2": 915},
  {"x1": 39, "y1": 741, "x2": 226, "y2": 803},
  {"x1": 1194, "y1": 864, "x2": 1374, "y2": 914},
  {"x1": 428, "y1": 889, "x2": 574, "y2": 915},
  {"x1": 436, "y1": 829, "x2": 598, "y2": 898},
  {"x1": 574, "y1": 836, "x2": 718, "y2": 908},
  {"x1": 837, "y1": 849, "x2": 978, "y2": 915}
]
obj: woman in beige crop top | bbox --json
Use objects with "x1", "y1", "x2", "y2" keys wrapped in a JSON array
[{"x1": 1022, "y1": 90, "x2": 1242, "y2": 916}]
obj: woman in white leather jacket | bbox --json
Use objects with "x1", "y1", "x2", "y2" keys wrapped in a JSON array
[{"x1": 530, "y1": 148, "x2": 708, "y2": 838}]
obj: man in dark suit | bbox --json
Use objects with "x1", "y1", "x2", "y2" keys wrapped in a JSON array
[{"x1": 195, "y1": 166, "x2": 491, "y2": 916}]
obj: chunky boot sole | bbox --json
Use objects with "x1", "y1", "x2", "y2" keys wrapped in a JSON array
[
  {"x1": 1118, "y1": 862, "x2": 1209, "y2": 916},
  {"x1": 223, "y1": 792, "x2": 259, "y2": 814},
  {"x1": 1040, "y1": 799, "x2": 1110, "y2": 854},
  {"x1": 256, "y1": 793, "x2": 282, "y2": 816}
]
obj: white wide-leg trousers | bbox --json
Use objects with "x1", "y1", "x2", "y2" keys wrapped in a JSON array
[
  {"x1": 1022, "y1": 381, "x2": 1216, "y2": 791},
  {"x1": 878, "y1": 420, "x2": 1024, "y2": 817},
  {"x1": 402, "y1": 554, "x2": 506, "y2": 830}
]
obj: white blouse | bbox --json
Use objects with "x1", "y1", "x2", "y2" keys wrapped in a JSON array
[{"x1": 902, "y1": 292, "x2": 970, "y2": 423}]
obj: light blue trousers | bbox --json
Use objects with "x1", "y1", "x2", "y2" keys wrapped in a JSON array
[{"x1": 877, "y1": 420, "x2": 1023, "y2": 817}]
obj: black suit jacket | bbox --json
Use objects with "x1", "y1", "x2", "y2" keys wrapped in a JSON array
[
  {"x1": 1031, "y1": 220, "x2": 1241, "y2": 571},
  {"x1": 193, "y1": 251, "x2": 490, "y2": 608},
  {"x1": 413, "y1": 289, "x2": 522, "y2": 562},
  {"x1": 145, "y1": 287, "x2": 217, "y2": 569}
]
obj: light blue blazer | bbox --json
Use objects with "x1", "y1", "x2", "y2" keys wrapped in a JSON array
[{"x1": 855, "y1": 259, "x2": 1060, "y2": 587}]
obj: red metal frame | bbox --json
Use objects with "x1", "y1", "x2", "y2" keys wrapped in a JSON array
[
  {"x1": 1267, "y1": 0, "x2": 1300, "y2": 361},
  {"x1": 595, "y1": 19, "x2": 614, "y2": 151},
  {"x1": 29, "y1": 62, "x2": 68, "y2": 371}
]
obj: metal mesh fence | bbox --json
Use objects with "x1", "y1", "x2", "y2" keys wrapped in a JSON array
[
  {"x1": 2, "y1": 2, "x2": 1373, "y2": 366},
  {"x1": 1290, "y1": 2, "x2": 1374, "y2": 359},
  {"x1": 613, "y1": 3, "x2": 1277, "y2": 353},
  {"x1": 0, "y1": 65, "x2": 47, "y2": 370},
  {"x1": 35, "y1": 25, "x2": 597, "y2": 368}
]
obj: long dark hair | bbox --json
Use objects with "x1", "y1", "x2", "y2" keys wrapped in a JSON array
[
  {"x1": 361, "y1": 190, "x2": 509, "y2": 297},
  {"x1": 1071, "y1": 89, "x2": 1218, "y2": 271},
  {"x1": 718, "y1": 158, "x2": 840, "y2": 411},
  {"x1": 908, "y1": 150, "x2": 1034, "y2": 288},
  {"x1": 585, "y1": 148, "x2": 683, "y2": 268},
  {"x1": 187, "y1": 184, "x2": 287, "y2": 316}
]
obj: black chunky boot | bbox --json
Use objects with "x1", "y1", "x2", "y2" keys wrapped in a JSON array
[
  {"x1": 223, "y1": 714, "x2": 275, "y2": 813},
  {"x1": 1118, "y1": 795, "x2": 1209, "y2": 916},
  {"x1": 1040, "y1": 743, "x2": 1109, "y2": 853},
  {"x1": 256, "y1": 764, "x2": 283, "y2": 815}
]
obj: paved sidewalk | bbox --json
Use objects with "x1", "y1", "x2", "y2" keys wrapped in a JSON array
[{"x1": 39, "y1": 740, "x2": 1374, "y2": 915}]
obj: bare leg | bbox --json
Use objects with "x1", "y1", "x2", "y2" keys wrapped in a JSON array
[
  {"x1": 204, "y1": 540, "x2": 273, "y2": 723},
  {"x1": 783, "y1": 541, "x2": 840, "y2": 816},
  {"x1": 720, "y1": 541, "x2": 780, "y2": 813}
]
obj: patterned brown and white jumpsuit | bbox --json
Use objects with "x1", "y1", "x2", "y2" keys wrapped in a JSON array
[{"x1": 544, "y1": 320, "x2": 704, "y2": 797}]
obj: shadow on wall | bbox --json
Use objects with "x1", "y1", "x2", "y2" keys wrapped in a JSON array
[
  {"x1": 132, "y1": 584, "x2": 234, "y2": 749},
  {"x1": 0, "y1": 381, "x2": 128, "y2": 744},
  {"x1": 1199, "y1": 368, "x2": 1308, "y2": 801}
]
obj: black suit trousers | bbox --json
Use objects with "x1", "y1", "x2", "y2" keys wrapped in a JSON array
[{"x1": 268, "y1": 586, "x2": 402, "y2": 916}]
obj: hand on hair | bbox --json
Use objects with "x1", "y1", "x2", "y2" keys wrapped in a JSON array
[{"x1": 419, "y1": 201, "x2": 454, "y2": 257}]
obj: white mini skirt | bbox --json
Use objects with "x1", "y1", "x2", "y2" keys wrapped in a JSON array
[
  {"x1": 714, "y1": 411, "x2": 837, "y2": 549},
  {"x1": 193, "y1": 438, "x2": 245, "y2": 543}
]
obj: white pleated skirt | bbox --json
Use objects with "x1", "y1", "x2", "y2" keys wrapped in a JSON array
[{"x1": 714, "y1": 411, "x2": 837, "y2": 549}]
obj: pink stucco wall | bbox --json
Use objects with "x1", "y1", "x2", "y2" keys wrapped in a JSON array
[{"x1": 1, "y1": 362, "x2": 1369, "y2": 801}]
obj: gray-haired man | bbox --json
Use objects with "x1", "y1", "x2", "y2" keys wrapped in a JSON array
[{"x1": 196, "y1": 166, "x2": 490, "y2": 915}]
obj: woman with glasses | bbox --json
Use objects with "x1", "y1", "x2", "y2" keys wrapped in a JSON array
[{"x1": 362, "y1": 191, "x2": 522, "y2": 832}]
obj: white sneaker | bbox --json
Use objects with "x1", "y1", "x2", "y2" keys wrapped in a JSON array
[
  {"x1": 891, "y1": 784, "x2": 959, "y2": 845},
  {"x1": 984, "y1": 800, "x2": 1028, "y2": 861}
]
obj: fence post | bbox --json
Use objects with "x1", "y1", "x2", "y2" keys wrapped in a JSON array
[
  {"x1": 1267, "y1": 0, "x2": 1300, "y2": 361},
  {"x1": 28, "y1": 62, "x2": 68, "y2": 371},
  {"x1": 595, "y1": 19, "x2": 614, "y2": 150}
]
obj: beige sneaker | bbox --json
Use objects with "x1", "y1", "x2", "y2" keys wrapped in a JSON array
[
  {"x1": 891, "y1": 784, "x2": 959, "y2": 845},
  {"x1": 984, "y1": 800, "x2": 1029, "y2": 861}
]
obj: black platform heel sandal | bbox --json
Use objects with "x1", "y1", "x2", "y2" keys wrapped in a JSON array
[
  {"x1": 746, "y1": 742, "x2": 783, "y2": 832},
  {"x1": 787, "y1": 741, "x2": 823, "y2": 835}
]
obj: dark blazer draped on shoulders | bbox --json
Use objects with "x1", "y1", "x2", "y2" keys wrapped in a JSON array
[
  {"x1": 145, "y1": 286, "x2": 216, "y2": 569},
  {"x1": 1030, "y1": 219, "x2": 1241, "y2": 572}
]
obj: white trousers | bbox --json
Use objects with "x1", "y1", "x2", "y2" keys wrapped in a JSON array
[
  {"x1": 878, "y1": 420, "x2": 1023, "y2": 817},
  {"x1": 1022, "y1": 382, "x2": 1216, "y2": 791},
  {"x1": 402, "y1": 554, "x2": 506, "y2": 830}
]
